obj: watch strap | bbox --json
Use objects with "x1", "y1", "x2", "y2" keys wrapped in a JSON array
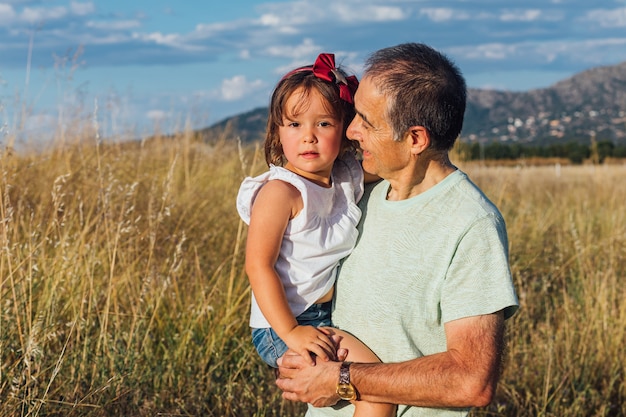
[{"x1": 339, "y1": 361, "x2": 353, "y2": 384}]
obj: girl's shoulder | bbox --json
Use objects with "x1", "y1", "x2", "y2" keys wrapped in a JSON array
[
  {"x1": 333, "y1": 152, "x2": 365, "y2": 202},
  {"x1": 236, "y1": 165, "x2": 305, "y2": 224},
  {"x1": 255, "y1": 176, "x2": 301, "y2": 200},
  {"x1": 334, "y1": 152, "x2": 362, "y2": 179}
]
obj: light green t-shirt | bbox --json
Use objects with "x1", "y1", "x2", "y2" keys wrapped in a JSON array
[{"x1": 307, "y1": 170, "x2": 519, "y2": 417}]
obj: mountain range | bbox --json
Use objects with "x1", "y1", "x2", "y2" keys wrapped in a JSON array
[{"x1": 203, "y1": 61, "x2": 626, "y2": 147}]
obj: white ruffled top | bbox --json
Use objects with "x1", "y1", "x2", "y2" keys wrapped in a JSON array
[{"x1": 236, "y1": 154, "x2": 364, "y2": 328}]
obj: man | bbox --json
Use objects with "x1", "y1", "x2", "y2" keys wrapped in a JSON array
[{"x1": 275, "y1": 42, "x2": 519, "y2": 416}]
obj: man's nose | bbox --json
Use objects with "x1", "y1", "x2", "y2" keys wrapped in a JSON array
[{"x1": 346, "y1": 118, "x2": 360, "y2": 141}]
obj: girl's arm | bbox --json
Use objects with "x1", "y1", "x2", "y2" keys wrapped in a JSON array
[{"x1": 245, "y1": 180, "x2": 336, "y2": 365}]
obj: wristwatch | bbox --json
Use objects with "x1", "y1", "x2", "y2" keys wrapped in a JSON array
[{"x1": 336, "y1": 361, "x2": 358, "y2": 401}]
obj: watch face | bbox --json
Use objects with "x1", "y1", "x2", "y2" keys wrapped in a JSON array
[{"x1": 336, "y1": 383, "x2": 357, "y2": 401}]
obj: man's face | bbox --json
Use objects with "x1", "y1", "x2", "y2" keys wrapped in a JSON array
[{"x1": 347, "y1": 76, "x2": 411, "y2": 179}]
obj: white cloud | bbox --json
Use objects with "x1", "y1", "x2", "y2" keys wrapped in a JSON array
[
  {"x1": 259, "y1": 13, "x2": 281, "y2": 27},
  {"x1": 333, "y1": 5, "x2": 404, "y2": 22},
  {"x1": 364, "y1": 6, "x2": 405, "y2": 21},
  {"x1": 451, "y1": 43, "x2": 517, "y2": 61},
  {"x1": 70, "y1": 1, "x2": 94, "y2": 16},
  {"x1": 421, "y1": 7, "x2": 561, "y2": 24},
  {"x1": 263, "y1": 38, "x2": 358, "y2": 76},
  {"x1": 20, "y1": 6, "x2": 67, "y2": 24},
  {"x1": 420, "y1": 8, "x2": 470, "y2": 22},
  {"x1": 266, "y1": 38, "x2": 321, "y2": 60},
  {"x1": 132, "y1": 31, "x2": 204, "y2": 52},
  {"x1": 76, "y1": 32, "x2": 131, "y2": 45},
  {"x1": 585, "y1": 7, "x2": 626, "y2": 28},
  {"x1": 500, "y1": 8, "x2": 564, "y2": 23},
  {"x1": 0, "y1": 4, "x2": 16, "y2": 24},
  {"x1": 1, "y1": 1, "x2": 93, "y2": 25},
  {"x1": 256, "y1": 2, "x2": 402, "y2": 27},
  {"x1": 452, "y1": 36, "x2": 626, "y2": 69},
  {"x1": 194, "y1": 20, "x2": 240, "y2": 36},
  {"x1": 146, "y1": 109, "x2": 168, "y2": 121},
  {"x1": 275, "y1": 25, "x2": 299, "y2": 35},
  {"x1": 220, "y1": 75, "x2": 263, "y2": 101},
  {"x1": 500, "y1": 9, "x2": 542, "y2": 22},
  {"x1": 258, "y1": 2, "x2": 404, "y2": 26},
  {"x1": 536, "y1": 37, "x2": 626, "y2": 64},
  {"x1": 87, "y1": 20, "x2": 141, "y2": 30}
]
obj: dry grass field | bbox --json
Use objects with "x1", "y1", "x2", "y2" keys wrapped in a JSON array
[{"x1": 0, "y1": 129, "x2": 624, "y2": 416}]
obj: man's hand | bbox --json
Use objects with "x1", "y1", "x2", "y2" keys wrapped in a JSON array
[{"x1": 276, "y1": 350, "x2": 342, "y2": 407}]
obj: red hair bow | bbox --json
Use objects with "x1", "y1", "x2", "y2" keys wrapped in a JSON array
[
  {"x1": 312, "y1": 53, "x2": 359, "y2": 104},
  {"x1": 282, "y1": 53, "x2": 359, "y2": 104}
]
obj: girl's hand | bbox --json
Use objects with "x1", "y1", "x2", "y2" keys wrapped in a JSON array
[{"x1": 283, "y1": 325, "x2": 337, "y2": 366}]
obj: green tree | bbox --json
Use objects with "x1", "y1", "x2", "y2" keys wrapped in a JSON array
[{"x1": 596, "y1": 140, "x2": 615, "y2": 163}]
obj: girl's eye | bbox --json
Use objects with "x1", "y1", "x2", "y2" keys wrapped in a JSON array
[{"x1": 287, "y1": 121, "x2": 299, "y2": 127}]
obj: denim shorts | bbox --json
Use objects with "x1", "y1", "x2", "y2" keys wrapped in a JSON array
[{"x1": 251, "y1": 301, "x2": 332, "y2": 368}]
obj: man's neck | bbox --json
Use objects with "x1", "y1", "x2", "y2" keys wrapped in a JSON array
[{"x1": 386, "y1": 152, "x2": 456, "y2": 201}]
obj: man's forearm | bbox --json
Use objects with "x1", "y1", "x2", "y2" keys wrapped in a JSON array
[
  {"x1": 350, "y1": 351, "x2": 496, "y2": 408},
  {"x1": 350, "y1": 313, "x2": 504, "y2": 408}
]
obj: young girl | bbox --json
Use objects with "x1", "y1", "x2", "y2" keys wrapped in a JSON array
[{"x1": 236, "y1": 54, "x2": 394, "y2": 416}]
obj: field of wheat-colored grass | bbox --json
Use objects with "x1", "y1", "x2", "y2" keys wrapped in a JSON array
[
  {"x1": 1, "y1": 129, "x2": 624, "y2": 416},
  {"x1": 462, "y1": 162, "x2": 626, "y2": 416}
]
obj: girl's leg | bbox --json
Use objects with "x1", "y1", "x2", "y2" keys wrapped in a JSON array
[
  {"x1": 251, "y1": 327, "x2": 288, "y2": 368},
  {"x1": 327, "y1": 328, "x2": 396, "y2": 417}
]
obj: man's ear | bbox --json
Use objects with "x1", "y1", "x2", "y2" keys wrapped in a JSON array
[{"x1": 408, "y1": 126, "x2": 430, "y2": 156}]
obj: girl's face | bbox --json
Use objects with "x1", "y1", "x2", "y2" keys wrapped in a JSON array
[{"x1": 279, "y1": 87, "x2": 344, "y2": 186}]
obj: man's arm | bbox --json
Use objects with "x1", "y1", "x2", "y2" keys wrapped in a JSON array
[{"x1": 276, "y1": 311, "x2": 505, "y2": 408}]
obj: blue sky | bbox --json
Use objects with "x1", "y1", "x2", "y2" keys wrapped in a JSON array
[{"x1": 2, "y1": 0, "x2": 626, "y2": 143}]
